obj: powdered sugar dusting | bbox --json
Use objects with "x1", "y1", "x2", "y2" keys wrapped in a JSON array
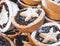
[
  {"x1": 20, "y1": 8, "x2": 39, "y2": 21},
  {"x1": 0, "y1": 5, "x2": 8, "y2": 26}
]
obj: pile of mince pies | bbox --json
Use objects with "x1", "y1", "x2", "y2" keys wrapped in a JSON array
[{"x1": 0, "y1": 0, "x2": 60, "y2": 46}]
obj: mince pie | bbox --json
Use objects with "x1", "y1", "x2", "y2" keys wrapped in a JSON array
[
  {"x1": 18, "y1": 0, "x2": 41, "y2": 8},
  {"x1": 12, "y1": 6, "x2": 45, "y2": 33},
  {"x1": 28, "y1": 22, "x2": 60, "y2": 46},
  {"x1": 0, "y1": 33, "x2": 14, "y2": 46},
  {"x1": 42, "y1": 0, "x2": 60, "y2": 21},
  {"x1": 46, "y1": 0, "x2": 60, "y2": 14},
  {"x1": 0, "y1": 0, "x2": 12, "y2": 32}
]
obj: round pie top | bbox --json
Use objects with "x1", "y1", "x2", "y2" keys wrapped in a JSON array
[
  {"x1": 13, "y1": 6, "x2": 45, "y2": 26},
  {"x1": 31, "y1": 22, "x2": 60, "y2": 46},
  {"x1": 35, "y1": 22, "x2": 60, "y2": 44},
  {"x1": 0, "y1": 0, "x2": 12, "y2": 32},
  {"x1": 39, "y1": 27, "x2": 60, "y2": 43},
  {"x1": 12, "y1": 6, "x2": 45, "y2": 28},
  {"x1": 15, "y1": 8, "x2": 39, "y2": 25}
]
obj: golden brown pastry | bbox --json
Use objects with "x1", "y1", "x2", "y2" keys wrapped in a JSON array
[
  {"x1": 45, "y1": 16, "x2": 60, "y2": 24},
  {"x1": 42, "y1": 0, "x2": 60, "y2": 20},
  {"x1": 12, "y1": 6, "x2": 45, "y2": 33},
  {"x1": 21, "y1": 0, "x2": 41, "y2": 5},
  {"x1": 18, "y1": 0, "x2": 41, "y2": 8},
  {"x1": 46, "y1": 0, "x2": 60, "y2": 14},
  {"x1": 28, "y1": 22, "x2": 60, "y2": 46}
]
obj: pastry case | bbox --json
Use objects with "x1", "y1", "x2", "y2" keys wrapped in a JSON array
[{"x1": 0, "y1": 0, "x2": 60, "y2": 46}]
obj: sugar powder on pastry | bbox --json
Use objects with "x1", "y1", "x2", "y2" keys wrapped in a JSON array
[
  {"x1": 0, "y1": 0, "x2": 12, "y2": 32},
  {"x1": 28, "y1": 22, "x2": 60, "y2": 46},
  {"x1": 12, "y1": 6, "x2": 45, "y2": 33}
]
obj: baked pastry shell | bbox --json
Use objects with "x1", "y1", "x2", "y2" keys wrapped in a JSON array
[
  {"x1": 27, "y1": 32, "x2": 47, "y2": 46},
  {"x1": 45, "y1": 16, "x2": 60, "y2": 24},
  {"x1": 27, "y1": 22, "x2": 60, "y2": 46},
  {"x1": 18, "y1": 0, "x2": 41, "y2": 8},
  {"x1": 12, "y1": 8, "x2": 45, "y2": 33},
  {"x1": 46, "y1": 0, "x2": 60, "y2": 14},
  {"x1": 42, "y1": 0, "x2": 60, "y2": 20},
  {"x1": 21, "y1": 0, "x2": 41, "y2": 6},
  {"x1": 0, "y1": 33, "x2": 14, "y2": 46}
]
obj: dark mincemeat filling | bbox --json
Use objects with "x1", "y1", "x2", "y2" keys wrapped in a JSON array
[
  {"x1": 35, "y1": 26, "x2": 60, "y2": 44},
  {"x1": 0, "y1": 2, "x2": 9, "y2": 29},
  {"x1": 52, "y1": 0, "x2": 60, "y2": 3},
  {"x1": 16, "y1": 35, "x2": 29, "y2": 46},
  {"x1": 4, "y1": 27, "x2": 19, "y2": 35},
  {"x1": 15, "y1": 9, "x2": 41, "y2": 25},
  {"x1": 0, "y1": 38, "x2": 11, "y2": 46}
]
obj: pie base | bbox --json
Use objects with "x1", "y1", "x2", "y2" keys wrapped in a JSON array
[
  {"x1": 45, "y1": 16, "x2": 60, "y2": 24},
  {"x1": 21, "y1": 0, "x2": 41, "y2": 6},
  {"x1": 42, "y1": 0, "x2": 60, "y2": 20},
  {"x1": 18, "y1": 0, "x2": 41, "y2": 8},
  {"x1": 46, "y1": 0, "x2": 60, "y2": 14}
]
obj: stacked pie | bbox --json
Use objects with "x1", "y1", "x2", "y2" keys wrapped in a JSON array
[{"x1": 42, "y1": 0, "x2": 60, "y2": 23}]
